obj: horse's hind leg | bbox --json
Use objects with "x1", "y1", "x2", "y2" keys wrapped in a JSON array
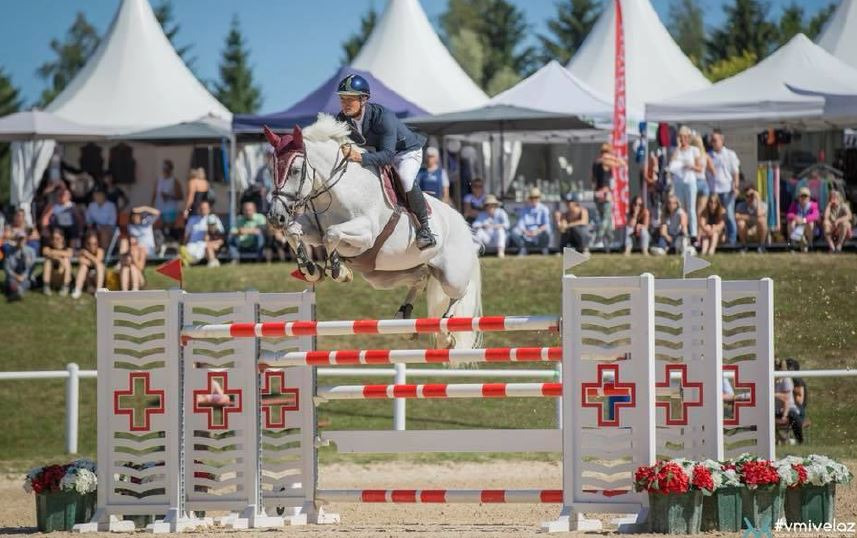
[{"x1": 360, "y1": 266, "x2": 429, "y2": 320}]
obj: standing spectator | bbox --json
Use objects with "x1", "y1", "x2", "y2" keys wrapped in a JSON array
[
  {"x1": 555, "y1": 193, "x2": 590, "y2": 254},
  {"x1": 42, "y1": 188, "x2": 82, "y2": 248},
  {"x1": 709, "y1": 130, "x2": 740, "y2": 245},
  {"x1": 152, "y1": 160, "x2": 183, "y2": 239},
  {"x1": 2, "y1": 209, "x2": 40, "y2": 257},
  {"x1": 624, "y1": 195, "x2": 650, "y2": 256},
  {"x1": 85, "y1": 189, "x2": 118, "y2": 249},
  {"x1": 128, "y1": 206, "x2": 160, "y2": 259},
  {"x1": 4, "y1": 231, "x2": 35, "y2": 302},
  {"x1": 736, "y1": 186, "x2": 768, "y2": 251},
  {"x1": 42, "y1": 228, "x2": 73, "y2": 296},
  {"x1": 71, "y1": 232, "x2": 105, "y2": 299},
  {"x1": 823, "y1": 190, "x2": 852, "y2": 253},
  {"x1": 228, "y1": 201, "x2": 267, "y2": 263},
  {"x1": 471, "y1": 194, "x2": 510, "y2": 257},
  {"x1": 181, "y1": 200, "x2": 224, "y2": 267},
  {"x1": 786, "y1": 187, "x2": 820, "y2": 252},
  {"x1": 100, "y1": 171, "x2": 129, "y2": 213},
  {"x1": 669, "y1": 126, "x2": 703, "y2": 240},
  {"x1": 775, "y1": 358, "x2": 803, "y2": 444},
  {"x1": 592, "y1": 143, "x2": 623, "y2": 250},
  {"x1": 651, "y1": 194, "x2": 688, "y2": 255},
  {"x1": 510, "y1": 187, "x2": 551, "y2": 256},
  {"x1": 698, "y1": 195, "x2": 726, "y2": 255},
  {"x1": 416, "y1": 147, "x2": 451, "y2": 204},
  {"x1": 692, "y1": 134, "x2": 712, "y2": 198},
  {"x1": 183, "y1": 167, "x2": 212, "y2": 219},
  {"x1": 462, "y1": 177, "x2": 486, "y2": 223}
]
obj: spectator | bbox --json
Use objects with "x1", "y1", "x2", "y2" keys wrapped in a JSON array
[
  {"x1": 624, "y1": 195, "x2": 650, "y2": 256},
  {"x1": 698, "y1": 195, "x2": 726, "y2": 255},
  {"x1": 181, "y1": 200, "x2": 224, "y2": 267},
  {"x1": 785, "y1": 358, "x2": 807, "y2": 429},
  {"x1": 128, "y1": 206, "x2": 160, "y2": 260},
  {"x1": 651, "y1": 194, "x2": 688, "y2": 255},
  {"x1": 42, "y1": 228, "x2": 73, "y2": 296},
  {"x1": 100, "y1": 171, "x2": 129, "y2": 213},
  {"x1": 183, "y1": 167, "x2": 212, "y2": 219},
  {"x1": 118, "y1": 236, "x2": 146, "y2": 291},
  {"x1": 823, "y1": 190, "x2": 852, "y2": 253},
  {"x1": 786, "y1": 187, "x2": 820, "y2": 252},
  {"x1": 709, "y1": 130, "x2": 740, "y2": 245},
  {"x1": 462, "y1": 177, "x2": 486, "y2": 223},
  {"x1": 4, "y1": 230, "x2": 35, "y2": 302},
  {"x1": 85, "y1": 189, "x2": 118, "y2": 249},
  {"x1": 736, "y1": 186, "x2": 768, "y2": 252},
  {"x1": 2, "y1": 209, "x2": 40, "y2": 257},
  {"x1": 592, "y1": 143, "x2": 623, "y2": 250},
  {"x1": 71, "y1": 232, "x2": 105, "y2": 299},
  {"x1": 472, "y1": 194, "x2": 510, "y2": 257},
  {"x1": 229, "y1": 201, "x2": 267, "y2": 263},
  {"x1": 556, "y1": 193, "x2": 590, "y2": 254},
  {"x1": 775, "y1": 357, "x2": 803, "y2": 444},
  {"x1": 510, "y1": 187, "x2": 551, "y2": 256},
  {"x1": 151, "y1": 159, "x2": 183, "y2": 239},
  {"x1": 41, "y1": 188, "x2": 82, "y2": 248},
  {"x1": 416, "y1": 147, "x2": 451, "y2": 203},
  {"x1": 668, "y1": 126, "x2": 703, "y2": 240},
  {"x1": 692, "y1": 134, "x2": 712, "y2": 198}
]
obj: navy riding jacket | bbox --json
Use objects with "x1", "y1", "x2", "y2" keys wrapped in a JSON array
[{"x1": 337, "y1": 103, "x2": 426, "y2": 168}]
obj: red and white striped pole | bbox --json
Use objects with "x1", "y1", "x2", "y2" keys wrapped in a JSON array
[
  {"x1": 318, "y1": 489, "x2": 563, "y2": 504},
  {"x1": 317, "y1": 382, "x2": 562, "y2": 401},
  {"x1": 261, "y1": 346, "x2": 561, "y2": 367},
  {"x1": 182, "y1": 315, "x2": 559, "y2": 339}
]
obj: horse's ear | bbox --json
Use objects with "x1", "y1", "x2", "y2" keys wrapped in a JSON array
[
  {"x1": 292, "y1": 125, "x2": 303, "y2": 149},
  {"x1": 263, "y1": 125, "x2": 280, "y2": 148}
]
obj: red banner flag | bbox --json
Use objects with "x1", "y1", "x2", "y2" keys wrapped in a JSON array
[
  {"x1": 155, "y1": 258, "x2": 183, "y2": 287},
  {"x1": 611, "y1": 0, "x2": 629, "y2": 228}
]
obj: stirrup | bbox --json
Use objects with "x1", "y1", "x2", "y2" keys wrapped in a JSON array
[{"x1": 415, "y1": 227, "x2": 436, "y2": 250}]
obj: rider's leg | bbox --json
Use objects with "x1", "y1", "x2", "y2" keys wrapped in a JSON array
[{"x1": 395, "y1": 149, "x2": 436, "y2": 250}]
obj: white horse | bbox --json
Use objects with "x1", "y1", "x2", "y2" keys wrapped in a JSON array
[{"x1": 263, "y1": 114, "x2": 482, "y2": 349}]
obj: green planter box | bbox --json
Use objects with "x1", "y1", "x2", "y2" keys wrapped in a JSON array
[
  {"x1": 35, "y1": 490, "x2": 96, "y2": 532},
  {"x1": 649, "y1": 490, "x2": 703, "y2": 534},
  {"x1": 741, "y1": 484, "x2": 784, "y2": 530},
  {"x1": 785, "y1": 484, "x2": 835, "y2": 525},
  {"x1": 701, "y1": 486, "x2": 743, "y2": 532}
]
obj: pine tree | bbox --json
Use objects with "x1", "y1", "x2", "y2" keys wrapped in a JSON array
[
  {"x1": 0, "y1": 69, "x2": 22, "y2": 206},
  {"x1": 668, "y1": 0, "x2": 706, "y2": 66},
  {"x1": 777, "y1": 3, "x2": 806, "y2": 45},
  {"x1": 36, "y1": 13, "x2": 100, "y2": 106},
  {"x1": 807, "y1": 2, "x2": 836, "y2": 39},
  {"x1": 537, "y1": 0, "x2": 602, "y2": 65},
  {"x1": 706, "y1": 0, "x2": 777, "y2": 65},
  {"x1": 214, "y1": 16, "x2": 262, "y2": 114},
  {"x1": 341, "y1": 6, "x2": 377, "y2": 64},
  {"x1": 154, "y1": 0, "x2": 196, "y2": 70}
]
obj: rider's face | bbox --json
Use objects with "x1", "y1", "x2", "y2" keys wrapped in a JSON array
[{"x1": 339, "y1": 95, "x2": 364, "y2": 118}]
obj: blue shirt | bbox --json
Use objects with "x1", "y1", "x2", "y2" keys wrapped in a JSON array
[
  {"x1": 416, "y1": 167, "x2": 449, "y2": 197},
  {"x1": 514, "y1": 203, "x2": 550, "y2": 233}
]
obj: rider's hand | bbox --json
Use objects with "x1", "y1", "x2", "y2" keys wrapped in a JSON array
[{"x1": 341, "y1": 146, "x2": 362, "y2": 163}]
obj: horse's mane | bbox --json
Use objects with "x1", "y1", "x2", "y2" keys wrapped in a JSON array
[{"x1": 303, "y1": 113, "x2": 352, "y2": 145}]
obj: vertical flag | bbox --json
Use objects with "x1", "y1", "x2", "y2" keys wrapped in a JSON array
[{"x1": 611, "y1": 0, "x2": 629, "y2": 227}]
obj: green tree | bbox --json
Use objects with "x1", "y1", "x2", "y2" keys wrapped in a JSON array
[
  {"x1": 807, "y1": 2, "x2": 836, "y2": 39},
  {"x1": 777, "y1": 3, "x2": 805, "y2": 45},
  {"x1": 537, "y1": 0, "x2": 602, "y2": 65},
  {"x1": 214, "y1": 16, "x2": 262, "y2": 114},
  {"x1": 704, "y1": 50, "x2": 757, "y2": 82},
  {"x1": 0, "y1": 69, "x2": 22, "y2": 206},
  {"x1": 36, "y1": 13, "x2": 100, "y2": 106},
  {"x1": 154, "y1": 0, "x2": 195, "y2": 69},
  {"x1": 341, "y1": 6, "x2": 377, "y2": 64},
  {"x1": 706, "y1": 0, "x2": 777, "y2": 65},
  {"x1": 668, "y1": 0, "x2": 706, "y2": 67},
  {"x1": 449, "y1": 28, "x2": 486, "y2": 84}
]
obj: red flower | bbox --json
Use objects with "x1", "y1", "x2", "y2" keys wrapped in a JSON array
[
  {"x1": 792, "y1": 464, "x2": 808, "y2": 488},
  {"x1": 655, "y1": 462, "x2": 690, "y2": 494},
  {"x1": 741, "y1": 460, "x2": 780, "y2": 487},
  {"x1": 31, "y1": 464, "x2": 69, "y2": 494},
  {"x1": 692, "y1": 465, "x2": 715, "y2": 492}
]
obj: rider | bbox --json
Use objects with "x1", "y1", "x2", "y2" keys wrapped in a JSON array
[{"x1": 335, "y1": 74, "x2": 436, "y2": 250}]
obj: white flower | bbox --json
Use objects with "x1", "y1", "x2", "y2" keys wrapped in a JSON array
[{"x1": 59, "y1": 468, "x2": 98, "y2": 494}]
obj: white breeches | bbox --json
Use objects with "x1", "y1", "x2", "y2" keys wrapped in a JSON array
[
  {"x1": 394, "y1": 149, "x2": 423, "y2": 192},
  {"x1": 475, "y1": 227, "x2": 507, "y2": 249}
]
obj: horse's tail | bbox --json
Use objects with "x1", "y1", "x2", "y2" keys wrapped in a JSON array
[{"x1": 426, "y1": 259, "x2": 483, "y2": 351}]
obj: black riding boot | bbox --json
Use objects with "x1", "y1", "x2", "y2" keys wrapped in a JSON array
[{"x1": 406, "y1": 184, "x2": 436, "y2": 250}]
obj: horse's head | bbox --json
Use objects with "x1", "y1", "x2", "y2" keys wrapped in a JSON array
[{"x1": 263, "y1": 125, "x2": 311, "y2": 230}]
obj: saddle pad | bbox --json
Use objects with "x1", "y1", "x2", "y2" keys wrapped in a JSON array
[{"x1": 378, "y1": 165, "x2": 432, "y2": 216}]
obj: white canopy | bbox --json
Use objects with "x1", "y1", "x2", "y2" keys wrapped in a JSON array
[
  {"x1": 47, "y1": 0, "x2": 230, "y2": 131},
  {"x1": 351, "y1": 0, "x2": 488, "y2": 114},
  {"x1": 0, "y1": 111, "x2": 113, "y2": 142},
  {"x1": 646, "y1": 34, "x2": 857, "y2": 125},
  {"x1": 817, "y1": 0, "x2": 857, "y2": 70},
  {"x1": 567, "y1": 0, "x2": 710, "y2": 116}
]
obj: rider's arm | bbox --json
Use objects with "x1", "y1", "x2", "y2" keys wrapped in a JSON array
[{"x1": 360, "y1": 111, "x2": 398, "y2": 168}]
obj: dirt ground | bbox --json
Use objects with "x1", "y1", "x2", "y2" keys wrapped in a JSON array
[{"x1": 1, "y1": 461, "x2": 855, "y2": 537}]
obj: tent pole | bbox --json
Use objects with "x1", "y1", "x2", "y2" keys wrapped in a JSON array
[
  {"x1": 499, "y1": 124, "x2": 505, "y2": 199},
  {"x1": 229, "y1": 135, "x2": 237, "y2": 232}
]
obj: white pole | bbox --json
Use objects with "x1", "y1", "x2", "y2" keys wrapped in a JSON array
[
  {"x1": 66, "y1": 362, "x2": 79, "y2": 454},
  {"x1": 393, "y1": 363, "x2": 406, "y2": 431}
]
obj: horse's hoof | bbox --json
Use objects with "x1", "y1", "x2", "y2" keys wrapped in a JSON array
[
  {"x1": 394, "y1": 303, "x2": 414, "y2": 320},
  {"x1": 327, "y1": 264, "x2": 353, "y2": 284},
  {"x1": 303, "y1": 263, "x2": 324, "y2": 283}
]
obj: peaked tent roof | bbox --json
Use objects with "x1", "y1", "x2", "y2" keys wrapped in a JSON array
[
  {"x1": 47, "y1": 0, "x2": 230, "y2": 131},
  {"x1": 0, "y1": 111, "x2": 113, "y2": 142},
  {"x1": 351, "y1": 0, "x2": 488, "y2": 114},
  {"x1": 232, "y1": 67, "x2": 426, "y2": 133},
  {"x1": 567, "y1": 0, "x2": 710, "y2": 115},
  {"x1": 645, "y1": 34, "x2": 857, "y2": 125},
  {"x1": 817, "y1": 0, "x2": 857, "y2": 70}
]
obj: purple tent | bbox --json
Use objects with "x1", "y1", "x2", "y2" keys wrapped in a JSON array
[{"x1": 232, "y1": 67, "x2": 427, "y2": 134}]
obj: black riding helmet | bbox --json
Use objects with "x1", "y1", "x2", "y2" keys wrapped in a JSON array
[{"x1": 337, "y1": 74, "x2": 371, "y2": 98}]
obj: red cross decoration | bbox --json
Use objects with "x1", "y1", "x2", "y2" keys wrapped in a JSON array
[
  {"x1": 656, "y1": 364, "x2": 704, "y2": 425},
  {"x1": 581, "y1": 363, "x2": 636, "y2": 427},
  {"x1": 114, "y1": 372, "x2": 165, "y2": 432},
  {"x1": 723, "y1": 365, "x2": 756, "y2": 426},
  {"x1": 260, "y1": 370, "x2": 300, "y2": 429},
  {"x1": 192, "y1": 371, "x2": 243, "y2": 430}
]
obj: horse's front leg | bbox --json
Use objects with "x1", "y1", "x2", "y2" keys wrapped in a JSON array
[
  {"x1": 323, "y1": 218, "x2": 374, "y2": 284},
  {"x1": 285, "y1": 221, "x2": 325, "y2": 283}
]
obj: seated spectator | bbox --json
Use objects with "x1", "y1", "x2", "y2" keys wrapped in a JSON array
[
  {"x1": 41, "y1": 187, "x2": 82, "y2": 248},
  {"x1": 229, "y1": 201, "x2": 267, "y2": 263},
  {"x1": 71, "y1": 232, "x2": 105, "y2": 299},
  {"x1": 786, "y1": 357, "x2": 807, "y2": 427},
  {"x1": 472, "y1": 194, "x2": 510, "y2": 257},
  {"x1": 180, "y1": 200, "x2": 224, "y2": 267},
  {"x1": 774, "y1": 358, "x2": 803, "y2": 444},
  {"x1": 118, "y1": 236, "x2": 146, "y2": 291},
  {"x1": 823, "y1": 190, "x2": 852, "y2": 253},
  {"x1": 128, "y1": 206, "x2": 160, "y2": 259},
  {"x1": 4, "y1": 230, "x2": 35, "y2": 302},
  {"x1": 786, "y1": 187, "x2": 820, "y2": 252},
  {"x1": 736, "y1": 186, "x2": 768, "y2": 252},
  {"x1": 42, "y1": 228, "x2": 73, "y2": 296},
  {"x1": 698, "y1": 195, "x2": 726, "y2": 255},
  {"x1": 463, "y1": 178, "x2": 486, "y2": 223},
  {"x1": 556, "y1": 193, "x2": 590, "y2": 254},
  {"x1": 624, "y1": 195, "x2": 649, "y2": 256},
  {"x1": 510, "y1": 187, "x2": 551, "y2": 256},
  {"x1": 416, "y1": 147, "x2": 451, "y2": 203},
  {"x1": 101, "y1": 171, "x2": 129, "y2": 213},
  {"x1": 2, "y1": 209, "x2": 40, "y2": 257},
  {"x1": 152, "y1": 159, "x2": 183, "y2": 241},
  {"x1": 651, "y1": 194, "x2": 688, "y2": 255},
  {"x1": 85, "y1": 189, "x2": 118, "y2": 249}
]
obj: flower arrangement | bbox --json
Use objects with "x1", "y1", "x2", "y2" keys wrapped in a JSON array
[
  {"x1": 772, "y1": 455, "x2": 809, "y2": 489},
  {"x1": 24, "y1": 459, "x2": 97, "y2": 495},
  {"x1": 634, "y1": 459, "x2": 715, "y2": 495},
  {"x1": 735, "y1": 456, "x2": 781, "y2": 489},
  {"x1": 803, "y1": 454, "x2": 853, "y2": 486},
  {"x1": 697, "y1": 459, "x2": 742, "y2": 490}
]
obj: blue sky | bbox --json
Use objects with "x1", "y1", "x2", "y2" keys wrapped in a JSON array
[{"x1": 0, "y1": 0, "x2": 833, "y2": 113}]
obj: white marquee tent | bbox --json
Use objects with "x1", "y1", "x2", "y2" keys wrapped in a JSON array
[
  {"x1": 567, "y1": 0, "x2": 710, "y2": 117},
  {"x1": 351, "y1": 0, "x2": 488, "y2": 114},
  {"x1": 817, "y1": 0, "x2": 857, "y2": 70}
]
